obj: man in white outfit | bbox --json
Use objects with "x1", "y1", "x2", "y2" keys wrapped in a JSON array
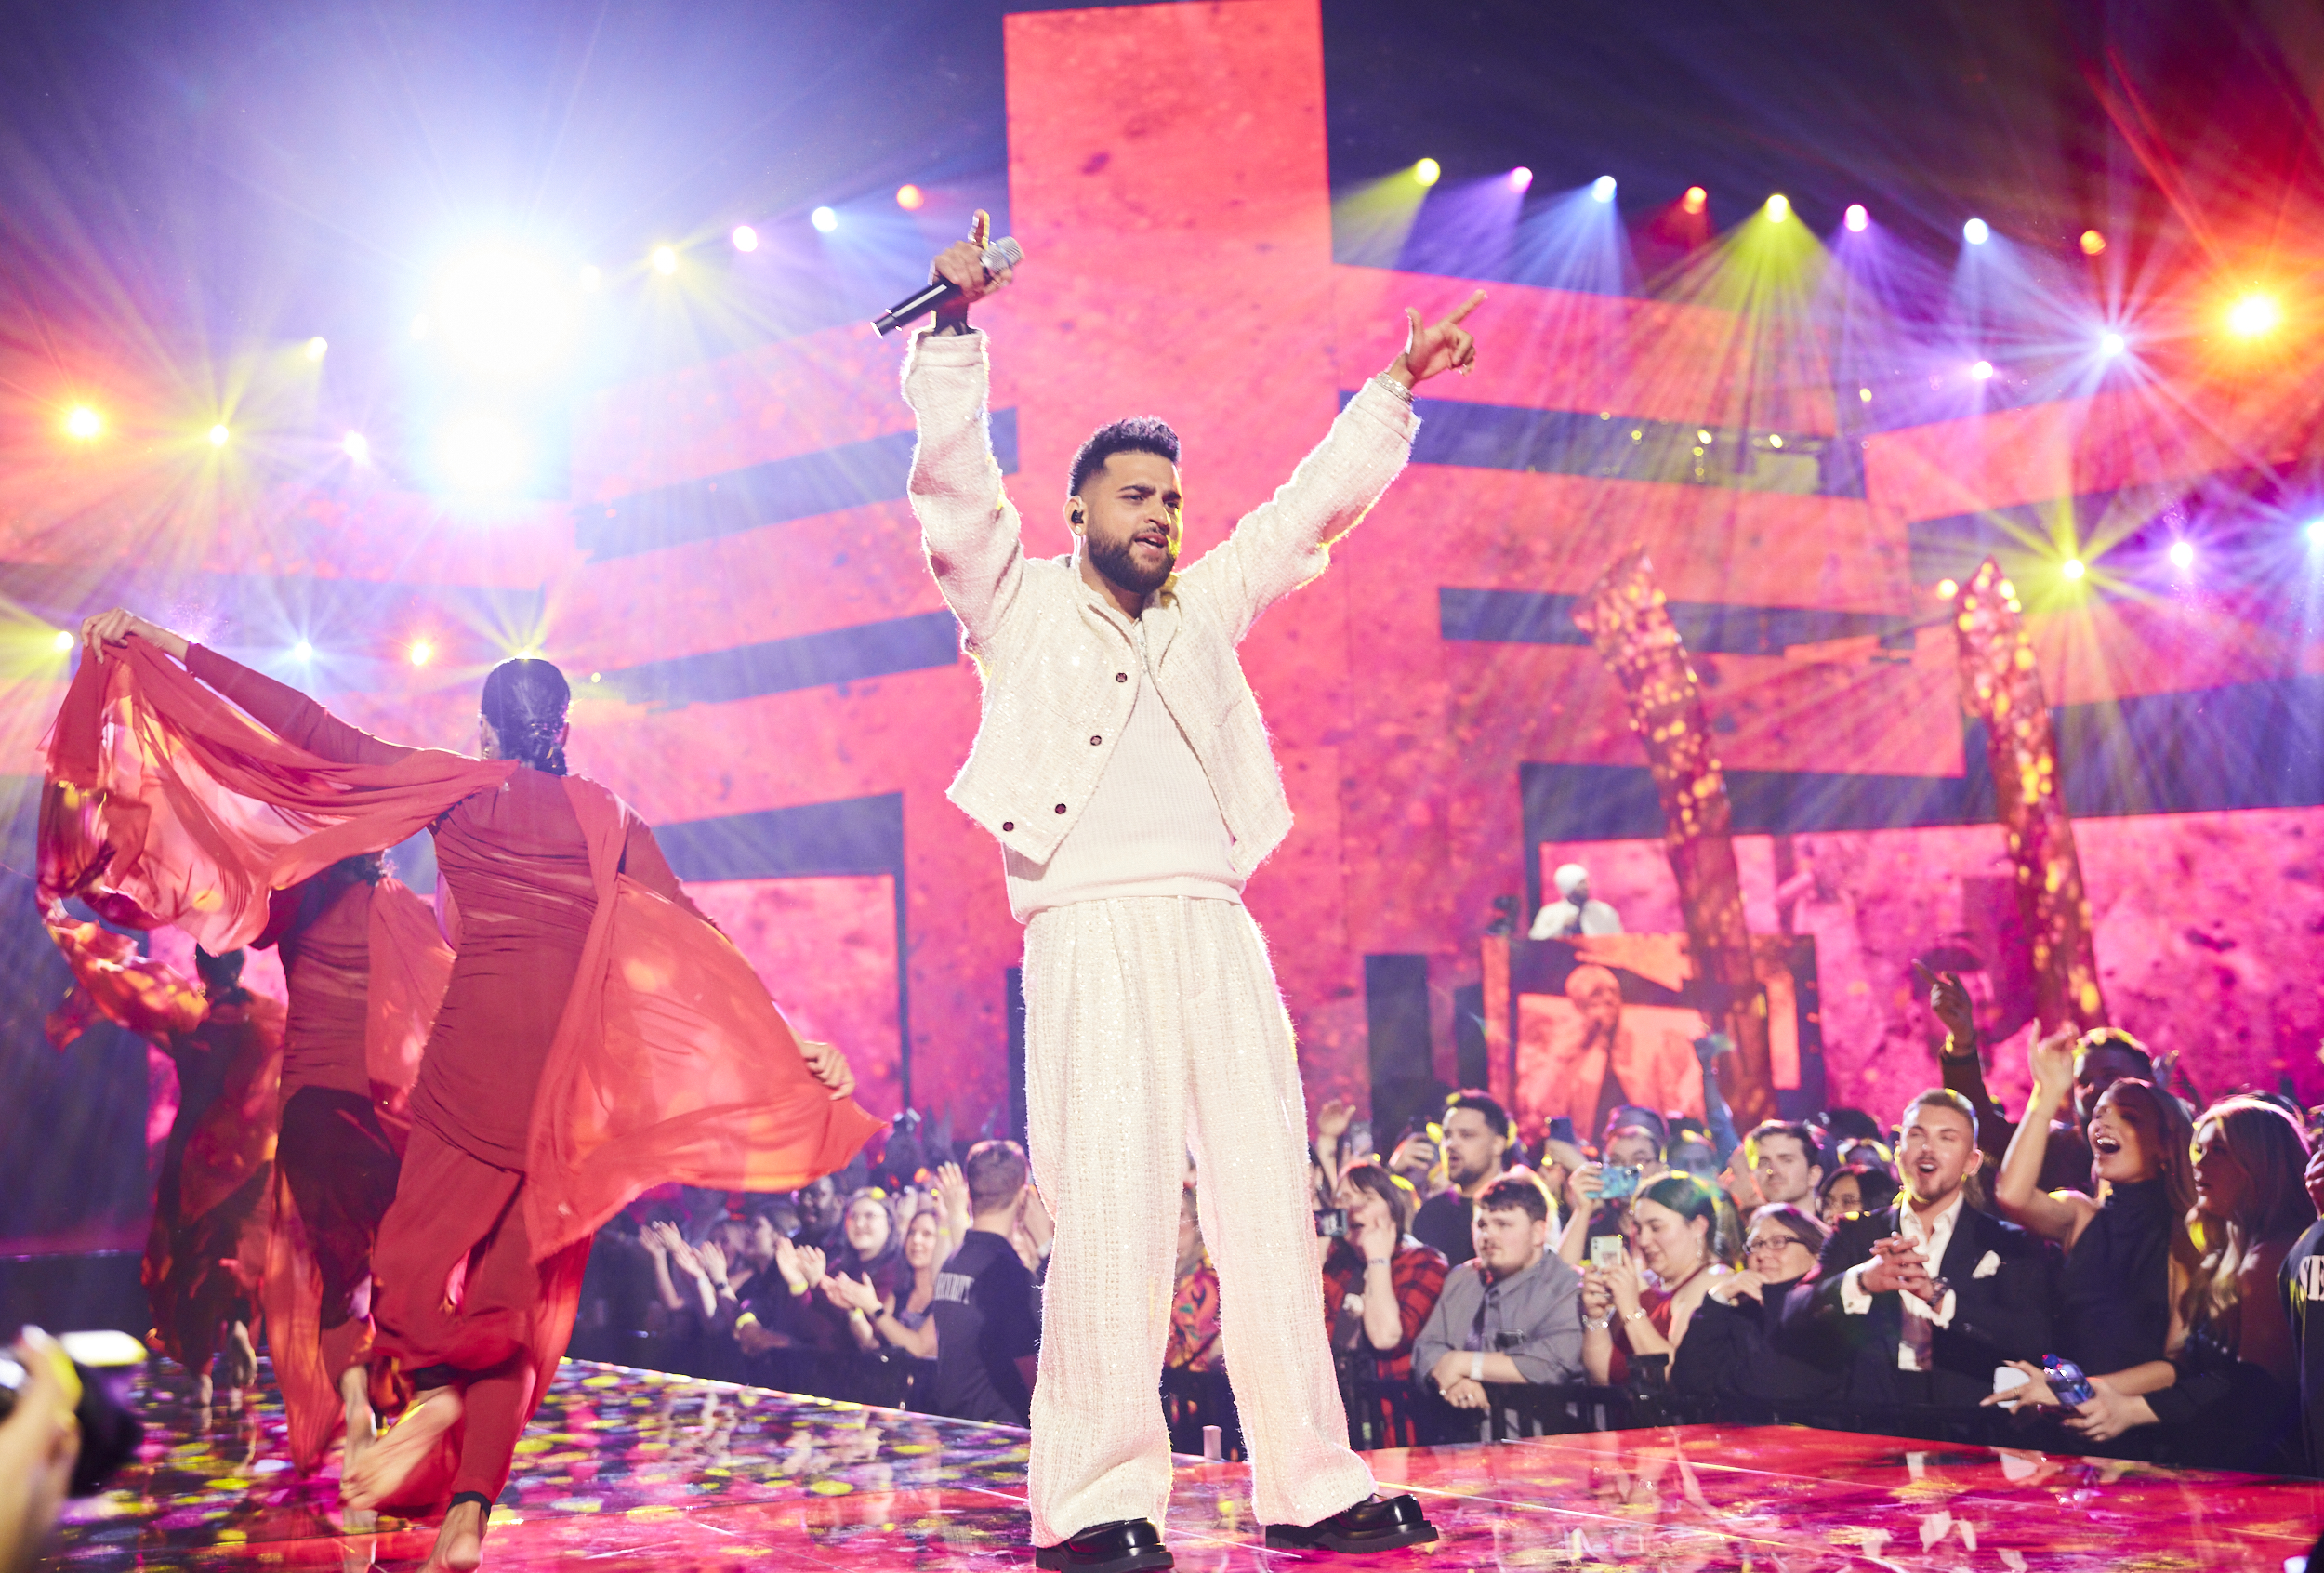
[{"x1": 901, "y1": 213, "x2": 1481, "y2": 1573}]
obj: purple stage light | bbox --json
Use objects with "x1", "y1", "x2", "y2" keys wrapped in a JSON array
[
  {"x1": 1843, "y1": 204, "x2": 1868, "y2": 231},
  {"x1": 1510, "y1": 167, "x2": 1535, "y2": 192}
]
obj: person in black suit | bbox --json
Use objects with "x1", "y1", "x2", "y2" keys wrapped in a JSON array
[
  {"x1": 1672, "y1": 1203, "x2": 1846, "y2": 1417},
  {"x1": 1778, "y1": 1089, "x2": 2053, "y2": 1408}
]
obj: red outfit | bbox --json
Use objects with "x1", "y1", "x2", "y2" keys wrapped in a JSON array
[
  {"x1": 1319, "y1": 1238, "x2": 1450, "y2": 1384},
  {"x1": 42, "y1": 636, "x2": 881, "y2": 1503}
]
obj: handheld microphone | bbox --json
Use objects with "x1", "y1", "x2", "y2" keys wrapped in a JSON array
[{"x1": 872, "y1": 237, "x2": 1023, "y2": 335}]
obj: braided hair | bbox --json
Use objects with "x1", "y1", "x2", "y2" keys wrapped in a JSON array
[{"x1": 480, "y1": 658, "x2": 571, "y2": 775}]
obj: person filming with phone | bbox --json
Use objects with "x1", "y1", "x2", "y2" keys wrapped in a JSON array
[
  {"x1": 1411, "y1": 1174, "x2": 1582, "y2": 1440},
  {"x1": 1578, "y1": 1174, "x2": 1735, "y2": 1390}
]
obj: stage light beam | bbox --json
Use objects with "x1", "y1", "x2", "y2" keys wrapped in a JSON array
[
  {"x1": 1972, "y1": 360, "x2": 1995, "y2": 381},
  {"x1": 2306, "y1": 518, "x2": 2324, "y2": 548},
  {"x1": 1413, "y1": 158, "x2": 1441, "y2": 187},
  {"x1": 1763, "y1": 193, "x2": 1790, "y2": 222},
  {"x1": 1682, "y1": 186, "x2": 1707, "y2": 215},
  {"x1": 1936, "y1": 579, "x2": 1959, "y2": 601},
  {"x1": 732, "y1": 225, "x2": 759, "y2": 252},
  {"x1": 304, "y1": 337, "x2": 328, "y2": 362},
  {"x1": 207, "y1": 424, "x2": 229, "y2": 447},
  {"x1": 2227, "y1": 293, "x2": 2281, "y2": 337},
  {"x1": 2168, "y1": 540, "x2": 2195, "y2": 570},
  {"x1": 408, "y1": 639, "x2": 433, "y2": 667},
  {"x1": 341, "y1": 431, "x2": 369, "y2": 464},
  {"x1": 896, "y1": 184, "x2": 925, "y2": 210},
  {"x1": 65, "y1": 406, "x2": 101, "y2": 439},
  {"x1": 2080, "y1": 230, "x2": 2106, "y2": 256},
  {"x1": 810, "y1": 206, "x2": 838, "y2": 232},
  {"x1": 651, "y1": 245, "x2": 679, "y2": 275},
  {"x1": 1590, "y1": 175, "x2": 1615, "y2": 203},
  {"x1": 1963, "y1": 218, "x2": 1990, "y2": 245},
  {"x1": 292, "y1": 641, "x2": 313, "y2": 663},
  {"x1": 1843, "y1": 204, "x2": 1868, "y2": 231},
  {"x1": 2100, "y1": 331, "x2": 2126, "y2": 357},
  {"x1": 2062, "y1": 558, "x2": 2086, "y2": 580},
  {"x1": 52, "y1": 630, "x2": 73, "y2": 653},
  {"x1": 1510, "y1": 166, "x2": 1534, "y2": 192}
]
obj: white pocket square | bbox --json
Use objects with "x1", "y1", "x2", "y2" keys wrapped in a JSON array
[{"x1": 1971, "y1": 1250, "x2": 2001, "y2": 1279}]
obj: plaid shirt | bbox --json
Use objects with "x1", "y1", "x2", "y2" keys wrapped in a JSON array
[{"x1": 1321, "y1": 1238, "x2": 1451, "y2": 1382}]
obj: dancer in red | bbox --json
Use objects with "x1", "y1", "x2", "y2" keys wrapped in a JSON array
[
  {"x1": 46, "y1": 926, "x2": 280, "y2": 1410},
  {"x1": 59, "y1": 613, "x2": 881, "y2": 1572},
  {"x1": 256, "y1": 852, "x2": 451, "y2": 1480}
]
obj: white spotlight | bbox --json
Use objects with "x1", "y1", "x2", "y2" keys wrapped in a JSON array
[
  {"x1": 1591, "y1": 176, "x2": 1616, "y2": 204},
  {"x1": 1963, "y1": 218, "x2": 1991, "y2": 245},
  {"x1": 811, "y1": 206, "x2": 838, "y2": 233},
  {"x1": 2167, "y1": 540, "x2": 2195, "y2": 571},
  {"x1": 429, "y1": 247, "x2": 575, "y2": 381},
  {"x1": 292, "y1": 640, "x2": 313, "y2": 662},
  {"x1": 341, "y1": 431, "x2": 370, "y2": 464},
  {"x1": 437, "y1": 410, "x2": 530, "y2": 494},
  {"x1": 732, "y1": 225, "x2": 759, "y2": 252},
  {"x1": 51, "y1": 629, "x2": 73, "y2": 653},
  {"x1": 2099, "y1": 331, "x2": 2126, "y2": 357}
]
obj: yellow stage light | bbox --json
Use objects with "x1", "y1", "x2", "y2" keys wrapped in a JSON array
[
  {"x1": 2061, "y1": 558, "x2": 2085, "y2": 581},
  {"x1": 409, "y1": 639, "x2": 434, "y2": 667},
  {"x1": 2080, "y1": 230, "x2": 2106, "y2": 256},
  {"x1": 1413, "y1": 158, "x2": 1441, "y2": 187},
  {"x1": 207, "y1": 424, "x2": 230, "y2": 447},
  {"x1": 52, "y1": 629, "x2": 74, "y2": 653},
  {"x1": 2226, "y1": 293, "x2": 2281, "y2": 337},
  {"x1": 305, "y1": 337, "x2": 328, "y2": 362},
  {"x1": 652, "y1": 245, "x2": 679, "y2": 275},
  {"x1": 1935, "y1": 579, "x2": 1959, "y2": 601},
  {"x1": 1763, "y1": 193, "x2": 1790, "y2": 223},
  {"x1": 896, "y1": 184, "x2": 925, "y2": 211},
  {"x1": 65, "y1": 406, "x2": 101, "y2": 439}
]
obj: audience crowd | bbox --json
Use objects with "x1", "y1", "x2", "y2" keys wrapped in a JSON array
[{"x1": 565, "y1": 998, "x2": 2324, "y2": 1477}]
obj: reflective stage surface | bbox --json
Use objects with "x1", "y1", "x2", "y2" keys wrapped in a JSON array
[{"x1": 50, "y1": 1359, "x2": 2324, "y2": 1569}]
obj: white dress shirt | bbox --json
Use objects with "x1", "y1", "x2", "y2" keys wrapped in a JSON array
[{"x1": 1839, "y1": 1194, "x2": 1963, "y2": 1370}]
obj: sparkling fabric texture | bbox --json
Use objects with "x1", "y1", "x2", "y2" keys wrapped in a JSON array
[{"x1": 1021, "y1": 894, "x2": 1372, "y2": 1541}]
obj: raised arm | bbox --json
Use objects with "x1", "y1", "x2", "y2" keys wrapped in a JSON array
[
  {"x1": 1925, "y1": 966, "x2": 2016, "y2": 1171},
  {"x1": 81, "y1": 609, "x2": 414, "y2": 768},
  {"x1": 1994, "y1": 1028, "x2": 2096, "y2": 1247},
  {"x1": 1177, "y1": 293, "x2": 1477, "y2": 641},
  {"x1": 902, "y1": 211, "x2": 1025, "y2": 655}
]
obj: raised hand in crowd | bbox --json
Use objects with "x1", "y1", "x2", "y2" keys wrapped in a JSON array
[
  {"x1": 793, "y1": 1244, "x2": 828, "y2": 1291},
  {"x1": 1706, "y1": 1269, "x2": 1770, "y2": 1306},
  {"x1": 823, "y1": 1272, "x2": 882, "y2": 1316},
  {"x1": 1921, "y1": 962, "x2": 1978, "y2": 1050},
  {"x1": 651, "y1": 1222, "x2": 718, "y2": 1319},
  {"x1": 2025, "y1": 1025, "x2": 2080, "y2": 1120},
  {"x1": 696, "y1": 1239, "x2": 733, "y2": 1300},
  {"x1": 771, "y1": 1232, "x2": 806, "y2": 1293}
]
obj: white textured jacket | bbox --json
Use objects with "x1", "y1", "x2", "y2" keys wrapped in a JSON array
[{"x1": 901, "y1": 328, "x2": 1419, "y2": 877}]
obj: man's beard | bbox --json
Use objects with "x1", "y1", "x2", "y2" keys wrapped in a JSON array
[{"x1": 1089, "y1": 531, "x2": 1174, "y2": 596}]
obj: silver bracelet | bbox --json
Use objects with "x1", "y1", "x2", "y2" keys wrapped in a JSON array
[
  {"x1": 1373, "y1": 371, "x2": 1416, "y2": 406},
  {"x1": 1583, "y1": 1315, "x2": 1613, "y2": 1332}
]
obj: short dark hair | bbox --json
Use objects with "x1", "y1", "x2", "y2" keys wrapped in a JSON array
[
  {"x1": 1477, "y1": 1171, "x2": 1551, "y2": 1223},
  {"x1": 1341, "y1": 1161, "x2": 1418, "y2": 1235},
  {"x1": 1444, "y1": 1090, "x2": 1512, "y2": 1139},
  {"x1": 1068, "y1": 416, "x2": 1180, "y2": 497},
  {"x1": 1747, "y1": 1119, "x2": 1825, "y2": 1169},
  {"x1": 963, "y1": 1139, "x2": 1029, "y2": 1213},
  {"x1": 2079, "y1": 1028, "x2": 2155, "y2": 1080},
  {"x1": 1818, "y1": 1161, "x2": 1900, "y2": 1217},
  {"x1": 1601, "y1": 1104, "x2": 1668, "y2": 1153}
]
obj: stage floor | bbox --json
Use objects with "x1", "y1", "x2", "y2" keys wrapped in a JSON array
[{"x1": 48, "y1": 1358, "x2": 2324, "y2": 1570}]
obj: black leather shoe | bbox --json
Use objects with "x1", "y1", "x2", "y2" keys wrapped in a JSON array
[
  {"x1": 1032, "y1": 1517, "x2": 1174, "y2": 1573},
  {"x1": 1264, "y1": 1493, "x2": 1439, "y2": 1554}
]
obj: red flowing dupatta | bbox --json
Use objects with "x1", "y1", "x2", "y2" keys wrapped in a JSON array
[
  {"x1": 39, "y1": 637, "x2": 513, "y2": 948},
  {"x1": 522, "y1": 777, "x2": 886, "y2": 1262},
  {"x1": 264, "y1": 877, "x2": 452, "y2": 1473}
]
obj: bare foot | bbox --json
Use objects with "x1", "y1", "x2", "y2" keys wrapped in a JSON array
[
  {"x1": 342, "y1": 1383, "x2": 462, "y2": 1509},
  {"x1": 422, "y1": 1500, "x2": 485, "y2": 1573}
]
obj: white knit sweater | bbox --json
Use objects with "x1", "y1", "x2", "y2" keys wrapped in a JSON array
[{"x1": 901, "y1": 327, "x2": 1419, "y2": 891}]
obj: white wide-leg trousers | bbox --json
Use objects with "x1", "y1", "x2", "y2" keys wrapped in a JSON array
[{"x1": 1022, "y1": 894, "x2": 1373, "y2": 1544}]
